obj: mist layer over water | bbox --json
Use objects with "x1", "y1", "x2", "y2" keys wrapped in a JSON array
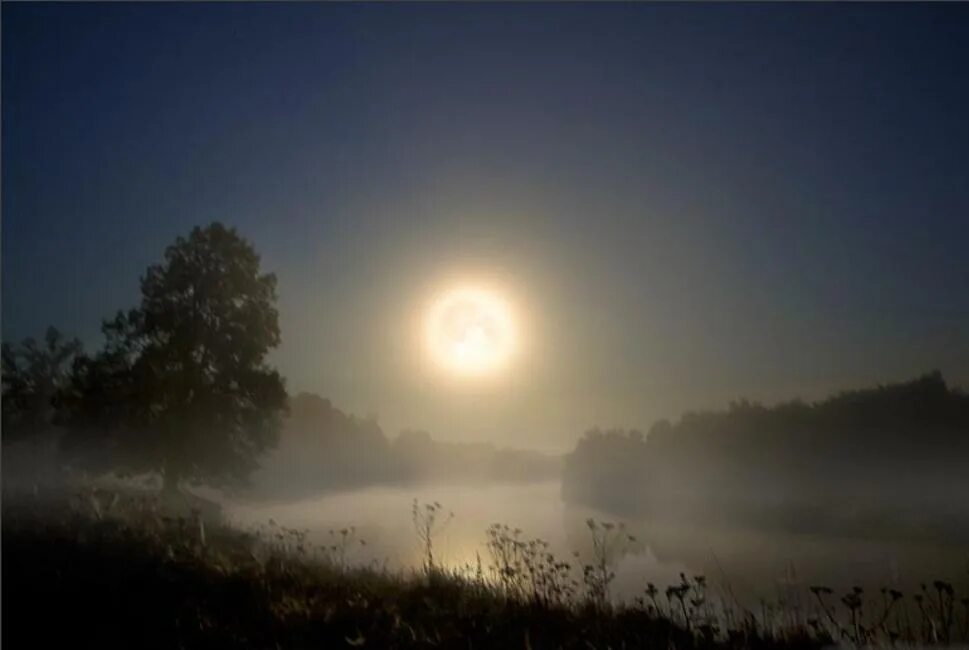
[{"x1": 225, "y1": 480, "x2": 968, "y2": 603}]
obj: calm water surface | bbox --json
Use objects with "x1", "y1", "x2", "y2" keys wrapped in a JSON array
[{"x1": 226, "y1": 481, "x2": 968, "y2": 603}]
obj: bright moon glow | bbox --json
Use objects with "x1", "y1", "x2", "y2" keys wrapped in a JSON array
[{"x1": 424, "y1": 285, "x2": 518, "y2": 377}]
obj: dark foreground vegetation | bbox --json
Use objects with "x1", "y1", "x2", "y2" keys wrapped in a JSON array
[{"x1": 5, "y1": 489, "x2": 969, "y2": 650}]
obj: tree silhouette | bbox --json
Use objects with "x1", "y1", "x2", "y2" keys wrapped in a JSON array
[
  {"x1": 1, "y1": 327, "x2": 82, "y2": 444},
  {"x1": 61, "y1": 223, "x2": 287, "y2": 492}
]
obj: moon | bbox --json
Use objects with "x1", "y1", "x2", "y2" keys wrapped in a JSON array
[{"x1": 424, "y1": 285, "x2": 518, "y2": 377}]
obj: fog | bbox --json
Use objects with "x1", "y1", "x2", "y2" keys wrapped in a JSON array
[
  {"x1": 245, "y1": 393, "x2": 561, "y2": 500},
  {"x1": 6, "y1": 364, "x2": 967, "y2": 606},
  {"x1": 200, "y1": 373, "x2": 969, "y2": 603},
  {"x1": 2, "y1": 230, "x2": 967, "y2": 630},
  {"x1": 4, "y1": 5, "x2": 969, "y2": 647},
  {"x1": 222, "y1": 480, "x2": 968, "y2": 604}
]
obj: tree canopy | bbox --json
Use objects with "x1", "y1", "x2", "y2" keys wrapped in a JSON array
[{"x1": 61, "y1": 223, "x2": 287, "y2": 490}]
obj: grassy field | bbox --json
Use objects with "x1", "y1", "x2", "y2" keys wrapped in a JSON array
[{"x1": 3, "y1": 488, "x2": 966, "y2": 649}]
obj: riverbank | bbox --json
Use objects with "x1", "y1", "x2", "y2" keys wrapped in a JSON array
[{"x1": 5, "y1": 489, "x2": 968, "y2": 649}]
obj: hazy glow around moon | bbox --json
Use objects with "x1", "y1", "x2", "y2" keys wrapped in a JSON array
[{"x1": 424, "y1": 285, "x2": 518, "y2": 377}]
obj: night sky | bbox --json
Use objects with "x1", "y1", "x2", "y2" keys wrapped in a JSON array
[{"x1": 4, "y1": 3, "x2": 968, "y2": 449}]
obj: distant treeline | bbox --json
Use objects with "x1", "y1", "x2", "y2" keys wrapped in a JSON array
[
  {"x1": 249, "y1": 393, "x2": 561, "y2": 499},
  {"x1": 562, "y1": 372, "x2": 969, "y2": 539}
]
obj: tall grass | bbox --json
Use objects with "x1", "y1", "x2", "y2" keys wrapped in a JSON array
[{"x1": 4, "y1": 486, "x2": 968, "y2": 649}]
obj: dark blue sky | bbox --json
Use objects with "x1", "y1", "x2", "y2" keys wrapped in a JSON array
[{"x1": 4, "y1": 3, "x2": 968, "y2": 447}]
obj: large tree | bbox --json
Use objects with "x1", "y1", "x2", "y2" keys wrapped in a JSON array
[{"x1": 62, "y1": 223, "x2": 287, "y2": 492}]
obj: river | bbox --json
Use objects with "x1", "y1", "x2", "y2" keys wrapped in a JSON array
[{"x1": 225, "y1": 480, "x2": 969, "y2": 604}]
